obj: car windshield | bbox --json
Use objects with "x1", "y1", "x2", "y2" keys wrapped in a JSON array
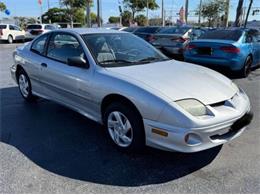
[
  {"x1": 27, "y1": 25, "x2": 42, "y2": 29},
  {"x1": 199, "y1": 30, "x2": 243, "y2": 41},
  {"x1": 0, "y1": 25, "x2": 7, "y2": 29},
  {"x1": 83, "y1": 33, "x2": 169, "y2": 67},
  {"x1": 158, "y1": 27, "x2": 190, "y2": 34}
]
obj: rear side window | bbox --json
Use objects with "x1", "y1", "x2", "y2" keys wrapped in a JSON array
[
  {"x1": 9, "y1": 25, "x2": 15, "y2": 30},
  {"x1": 44, "y1": 25, "x2": 56, "y2": 30},
  {"x1": 27, "y1": 25, "x2": 42, "y2": 30},
  {"x1": 0, "y1": 25, "x2": 7, "y2": 29},
  {"x1": 47, "y1": 33, "x2": 84, "y2": 64},
  {"x1": 199, "y1": 30, "x2": 242, "y2": 41},
  {"x1": 31, "y1": 34, "x2": 49, "y2": 55}
]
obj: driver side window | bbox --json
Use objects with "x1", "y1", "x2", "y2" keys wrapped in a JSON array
[{"x1": 47, "y1": 33, "x2": 85, "y2": 64}]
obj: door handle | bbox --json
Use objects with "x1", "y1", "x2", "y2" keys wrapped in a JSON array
[{"x1": 41, "y1": 63, "x2": 47, "y2": 68}]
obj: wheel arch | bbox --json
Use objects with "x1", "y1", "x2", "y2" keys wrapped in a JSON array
[
  {"x1": 15, "y1": 64, "x2": 24, "y2": 81},
  {"x1": 248, "y1": 53, "x2": 253, "y2": 61},
  {"x1": 101, "y1": 94, "x2": 143, "y2": 123}
]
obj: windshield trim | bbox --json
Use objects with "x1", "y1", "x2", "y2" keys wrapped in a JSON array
[{"x1": 81, "y1": 33, "x2": 170, "y2": 68}]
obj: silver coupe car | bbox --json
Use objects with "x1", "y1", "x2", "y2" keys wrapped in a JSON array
[{"x1": 11, "y1": 28, "x2": 253, "y2": 153}]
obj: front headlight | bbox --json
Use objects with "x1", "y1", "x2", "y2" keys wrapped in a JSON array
[{"x1": 175, "y1": 99, "x2": 207, "y2": 117}]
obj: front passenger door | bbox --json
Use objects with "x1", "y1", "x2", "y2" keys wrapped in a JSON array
[{"x1": 40, "y1": 32, "x2": 96, "y2": 118}]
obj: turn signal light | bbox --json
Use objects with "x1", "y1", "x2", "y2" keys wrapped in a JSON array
[{"x1": 152, "y1": 128, "x2": 168, "y2": 137}]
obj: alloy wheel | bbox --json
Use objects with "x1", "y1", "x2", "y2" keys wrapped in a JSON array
[{"x1": 107, "y1": 111, "x2": 133, "y2": 147}]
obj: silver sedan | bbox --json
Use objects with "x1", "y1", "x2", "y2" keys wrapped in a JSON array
[{"x1": 11, "y1": 28, "x2": 253, "y2": 153}]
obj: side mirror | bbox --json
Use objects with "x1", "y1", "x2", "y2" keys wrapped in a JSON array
[{"x1": 67, "y1": 56, "x2": 89, "y2": 69}]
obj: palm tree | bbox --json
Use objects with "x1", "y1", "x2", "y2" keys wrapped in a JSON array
[
  {"x1": 234, "y1": 0, "x2": 244, "y2": 27},
  {"x1": 244, "y1": 0, "x2": 253, "y2": 27}
]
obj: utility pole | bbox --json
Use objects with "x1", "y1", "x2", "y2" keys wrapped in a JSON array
[
  {"x1": 185, "y1": 0, "x2": 188, "y2": 24},
  {"x1": 118, "y1": 0, "x2": 122, "y2": 26},
  {"x1": 162, "y1": 0, "x2": 165, "y2": 26},
  {"x1": 225, "y1": 0, "x2": 230, "y2": 27},
  {"x1": 47, "y1": 0, "x2": 50, "y2": 10},
  {"x1": 244, "y1": 0, "x2": 253, "y2": 27},
  {"x1": 198, "y1": 0, "x2": 202, "y2": 26},
  {"x1": 146, "y1": 0, "x2": 149, "y2": 26},
  {"x1": 97, "y1": 0, "x2": 101, "y2": 27},
  {"x1": 86, "y1": 0, "x2": 91, "y2": 27}
]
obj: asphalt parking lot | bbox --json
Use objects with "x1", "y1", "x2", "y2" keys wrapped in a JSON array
[{"x1": 0, "y1": 43, "x2": 260, "y2": 193}]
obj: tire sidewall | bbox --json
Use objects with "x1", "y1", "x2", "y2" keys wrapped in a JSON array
[
  {"x1": 104, "y1": 102, "x2": 145, "y2": 152},
  {"x1": 243, "y1": 56, "x2": 252, "y2": 77},
  {"x1": 17, "y1": 69, "x2": 34, "y2": 101},
  {"x1": 8, "y1": 35, "x2": 13, "y2": 44}
]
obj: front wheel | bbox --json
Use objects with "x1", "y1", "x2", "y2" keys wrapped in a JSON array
[
  {"x1": 17, "y1": 69, "x2": 37, "y2": 102},
  {"x1": 104, "y1": 102, "x2": 145, "y2": 152}
]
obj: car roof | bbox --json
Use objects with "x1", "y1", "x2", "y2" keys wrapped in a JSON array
[{"x1": 52, "y1": 28, "x2": 127, "y2": 35}]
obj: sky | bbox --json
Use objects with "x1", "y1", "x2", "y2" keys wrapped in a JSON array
[{"x1": 0, "y1": 0, "x2": 259, "y2": 23}]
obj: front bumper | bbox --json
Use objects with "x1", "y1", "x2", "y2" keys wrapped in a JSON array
[
  {"x1": 10, "y1": 64, "x2": 17, "y2": 84},
  {"x1": 143, "y1": 91, "x2": 252, "y2": 153}
]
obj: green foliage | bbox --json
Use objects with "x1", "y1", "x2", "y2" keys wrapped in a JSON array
[
  {"x1": 62, "y1": 0, "x2": 87, "y2": 8},
  {"x1": 123, "y1": 0, "x2": 158, "y2": 19},
  {"x1": 61, "y1": 0, "x2": 91, "y2": 26},
  {"x1": 109, "y1": 16, "x2": 120, "y2": 24},
  {"x1": 135, "y1": 14, "x2": 147, "y2": 26},
  {"x1": 196, "y1": 0, "x2": 227, "y2": 27},
  {"x1": 42, "y1": 8, "x2": 68, "y2": 23},
  {"x1": 121, "y1": 10, "x2": 133, "y2": 26},
  {"x1": 0, "y1": 2, "x2": 6, "y2": 12}
]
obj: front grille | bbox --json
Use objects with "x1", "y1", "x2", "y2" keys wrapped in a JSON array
[
  {"x1": 210, "y1": 101, "x2": 226, "y2": 107},
  {"x1": 210, "y1": 112, "x2": 253, "y2": 140}
]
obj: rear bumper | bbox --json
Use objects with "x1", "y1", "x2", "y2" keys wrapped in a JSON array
[
  {"x1": 154, "y1": 45, "x2": 183, "y2": 55},
  {"x1": 184, "y1": 55, "x2": 244, "y2": 71}
]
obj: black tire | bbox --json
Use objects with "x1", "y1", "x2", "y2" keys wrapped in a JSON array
[
  {"x1": 103, "y1": 102, "x2": 145, "y2": 152},
  {"x1": 17, "y1": 69, "x2": 37, "y2": 102},
  {"x1": 239, "y1": 56, "x2": 252, "y2": 78},
  {"x1": 7, "y1": 35, "x2": 13, "y2": 44}
]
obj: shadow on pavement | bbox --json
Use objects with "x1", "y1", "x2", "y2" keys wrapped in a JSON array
[{"x1": 0, "y1": 86, "x2": 221, "y2": 186}]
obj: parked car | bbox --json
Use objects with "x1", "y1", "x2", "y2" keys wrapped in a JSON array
[
  {"x1": 184, "y1": 28, "x2": 260, "y2": 77},
  {"x1": 121, "y1": 26, "x2": 139, "y2": 33},
  {"x1": 11, "y1": 29, "x2": 252, "y2": 153},
  {"x1": 133, "y1": 26, "x2": 162, "y2": 42},
  {"x1": 0, "y1": 24, "x2": 25, "y2": 43},
  {"x1": 150, "y1": 27, "x2": 206, "y2": 58},
  {"x1": 25, "y1": 24, "x2": 57, "y2": 40}
]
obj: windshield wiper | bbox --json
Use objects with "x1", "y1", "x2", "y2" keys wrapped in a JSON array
[
  {"x1": 99, "y1": 59, "x2": 134, "y2": 64},
  {"x1": 136, "y1": 57, "x2": 168, "y2": 63}
]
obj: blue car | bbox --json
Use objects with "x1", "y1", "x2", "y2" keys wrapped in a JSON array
[{"x1": 184, "y1": 28, "x2": 260, "y2": 77}]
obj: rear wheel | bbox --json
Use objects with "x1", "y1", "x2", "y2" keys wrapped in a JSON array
[
  {"x1": 239, "y1": 56, "x2": 252, "y2": 78},
  {"x1": 7, "y1": 35, "x2": 13, "y2": 44},
  {"x1": 17, "y1": 69, "x2": 37, "y2": 102},
  {"x1": 104, "y1": 102, "x2": 145, "y2": 152}
]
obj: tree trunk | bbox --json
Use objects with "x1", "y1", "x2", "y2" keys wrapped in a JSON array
[
  {"x1": 244, "y1": 0, "x2": 253, "y2": 28},
  {"x1": 70, "y1": 14, "x2": 73, "y2": 28},
  {"x1": 234, "y1": 0, "x2": 244, "y2": 27}
]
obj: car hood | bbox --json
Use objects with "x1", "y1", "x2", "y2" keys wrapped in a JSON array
[{"x1": 105, "y1": 60, "x2": 237, "y2": 105}]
